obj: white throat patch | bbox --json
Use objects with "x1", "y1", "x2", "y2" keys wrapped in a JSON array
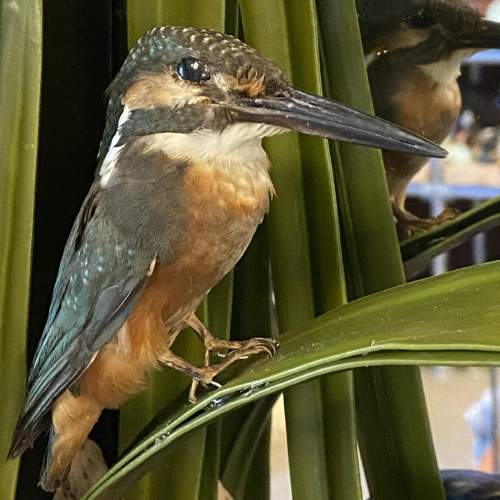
[
  {"x1": 99, "y1": 110, "x2": 286, "y2": 189},
  {"x1": 419, "y1": 49, "x2": 475, "y2": 84},
  {"x1": 143, "y1": 122, "x2": 286, "y2": 169}
]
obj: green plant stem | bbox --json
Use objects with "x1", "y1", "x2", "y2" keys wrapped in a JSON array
[
  {"x1": 402, "y1": 196, "x2": 500, "y2": 278},
  {"x1": 243, "y1": 418, "x2": 271, "y2": 500},
  {"x1": 239, "y1": 2, "x2": 330, "y2": 498},
  {"x1": 199, "y1": 272, "x2": 234, "y2": 500},
  {"x1": 220, "y1": 224, "x2": 274, "y2": 500},
  {"x1": 315, "y1": 1, "x2": 445, "y2": 499},
  {"x1": 199, "y1": 422, "x2": 221, "y2": 500},
  {"x1": 0, "y1": 2, "x2": 42, "y2": 499},
  {"x1": 127, "y1": 0, "x2": 226, "y2": 44},
  {"x1": 221, "y1": 396, "x2": 274, "y2": 498},
  {"x1": 284, "y1": 2, "x2": 361, "y2": 497}
]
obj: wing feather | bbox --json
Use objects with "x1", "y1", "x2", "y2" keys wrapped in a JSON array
[
  {"x1": 10, "y1": 143, "x2": 184, "y2": 458},
  {"x1": 9, "y1": 188, "x2": 153, "y2": 457}
]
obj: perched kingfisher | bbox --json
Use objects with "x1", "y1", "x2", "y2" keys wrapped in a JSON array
[
  {"x1": 8, "y1": 26, "x2": 444, "y2": 491},
  {"x1": 359, "y1": 0, "x2": 500, "y2": 234}
]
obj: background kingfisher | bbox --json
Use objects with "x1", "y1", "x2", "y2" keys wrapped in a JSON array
[
  {"x1": 8, "y1": 26, "x2": 444, "y2": 491},
  {"x1": 358, "y1": 0, "x2": 500, "y2": 234}
]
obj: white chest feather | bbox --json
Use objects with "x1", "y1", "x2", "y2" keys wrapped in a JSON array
[
  {"x1": 100, "y1": 112, "x2": 284, "y2": 196},
  {"x1": 142, "y1": 122, "x2": 283, "y2": 200},
  {"x1": 419, "y1": 49, "x2": 475, "y2": 84}
]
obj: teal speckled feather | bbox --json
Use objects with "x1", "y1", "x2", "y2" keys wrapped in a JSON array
[{"x1": 9, "y1": 187, "x2": 152, "y2": 458}]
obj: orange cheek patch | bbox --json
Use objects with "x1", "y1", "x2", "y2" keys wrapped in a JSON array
[
  {"x1": 123, "y1": 71, "x2": 204, "y2": 109},
  {"x1": 215, "y1": 69, "x2": 267, "y2": 98},
  {"x1": 237, "y1": 75, "x2": 266, "y2": 98}
]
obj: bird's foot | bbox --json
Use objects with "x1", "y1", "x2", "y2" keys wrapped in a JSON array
[
  {"x1": 185, "y1": 314, "x2": 277, "y2": 366},
  {"x1": 188, "y1": 338, "x2": 277, "y2": 403},
  {"x1": 393, "y1": 205, "x2": 460, "y2": 239},
  {"x1": 433, "y1": 207, "x2": 461, "y2": 224},
  {"x1": 159, "y1": 332, "x2": 276, "y2": 403}
]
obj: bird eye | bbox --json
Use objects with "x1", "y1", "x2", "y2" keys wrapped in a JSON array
[
  {"x1": 406, "y1": 9, "x2": 434, "y2": 29},
  {"x1": 177, "y1": 57, "x2": 210, "y2": 82}
]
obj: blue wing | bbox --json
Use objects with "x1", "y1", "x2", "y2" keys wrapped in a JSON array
[{"x1": 9, "y1": 188, "x2": 154, "y2": 457}]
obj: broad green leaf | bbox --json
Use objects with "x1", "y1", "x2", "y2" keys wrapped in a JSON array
[
  {"x1": 0, "y1": 1, "x2": 42, "y2": 498},
  {"x1": 85, "y1": 260, "x2": 500, "y2": 499},
  {"x1": 402, "y1": 196, "x2": 500, "y2": 278}
]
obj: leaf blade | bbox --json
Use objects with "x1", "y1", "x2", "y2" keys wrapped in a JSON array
[
  {"x1": 316, "y1": 1, "x2": 444, "y2": 498},
  {"x1": 85, "y1": 260, "x2": 500, "y2": 499},
  {"x1": 0, "y1": 1, "x2": 42, "y2": 498}
]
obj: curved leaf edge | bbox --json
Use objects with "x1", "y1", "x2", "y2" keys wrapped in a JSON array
[
  {"x1": 402, "y1": 197, "x2": 500, "y2": 277},
  {"x1": 85, "y1": 260, "x2": 500, "y2": 498},
  {"x1": 85, "y1": 349, "x2": 500, "y2": 499}
]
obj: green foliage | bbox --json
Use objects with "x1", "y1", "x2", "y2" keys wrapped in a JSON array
[
  {"x1": 316, "y1": 1, "x2": 444, "y2": 498},
  {"x1": 85, "y1": 260, "x2": 500, "y2": 499},
  {"x1": 4, "y1": 1, "x2": 500, "y2": 500},
  {"x1": 402, "y1": 196, "x2": 500, "y2": 278},
  {"x1": 0, "y1": 1, "x2": 42, "y2": 499}
]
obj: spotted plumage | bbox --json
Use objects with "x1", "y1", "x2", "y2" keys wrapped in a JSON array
[{"x1": 9, "y1": 25, "x2": 445, "y2": 492}]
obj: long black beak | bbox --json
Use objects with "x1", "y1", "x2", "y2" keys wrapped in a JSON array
[
  {"x1": 453, "y1": 19, "x2": 500, "y2": 50},
  {"x1": 229, "y1": 86, "x2": 447, "y2": 158}
]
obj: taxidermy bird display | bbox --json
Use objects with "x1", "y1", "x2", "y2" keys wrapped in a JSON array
[
  {"x1": 358, "y1": 0, "x2": 500, "y2": 235},
  {"x1": 8, "y1": 26, "x2": 445, "y2": 491}
]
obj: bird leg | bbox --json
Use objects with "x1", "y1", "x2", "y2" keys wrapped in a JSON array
[
  {"x1": 157, "y1": 348, "x2": 224, "y2": 401},
  {"x1": 159, "y1": 340, "x2": 276, "y2": 403},
  {"x1": 159, "y1": 316, "x2": 276, "y2": 402},
  {"x1": 186, "y1": 342, "x2": 276, "y2": 402},
  {"x1": 393, "y1": 204, "x2": 460, "y2": 239},
  {"x1": 181, "y1": 313, "x2": 277, "y2": 401},
  {"x1": 185, "y1": 313, "x2": 277, "y2": 365}
]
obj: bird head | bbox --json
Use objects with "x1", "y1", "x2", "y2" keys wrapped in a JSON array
[
  {"x1": 363, "y1": 0, "x2": 500, "y2": 78},
  {"x1": 98, "y1": 25, "x2": 446, "y2": 165}
]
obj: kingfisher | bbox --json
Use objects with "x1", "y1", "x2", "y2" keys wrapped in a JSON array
[
  {"x1": 8, "y1": 26, "x2": 444, "y2": 491},
  {"x1": 359, "y1": 0, "x2": 500, "y2": 234}
]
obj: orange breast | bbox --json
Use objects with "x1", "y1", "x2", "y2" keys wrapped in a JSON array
[
  {"x1": 78, "y1": 159, "x2": 274, "y2": 408},
  {"x1": 382, "y1": 67, "x2": 461, "y2": 201},
  {"x1": 130, "y1": 160, "x2": 273, "y2": 336},
  {"x1": 391, "y1": 68, "x2": 461, "y2": 143}
]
